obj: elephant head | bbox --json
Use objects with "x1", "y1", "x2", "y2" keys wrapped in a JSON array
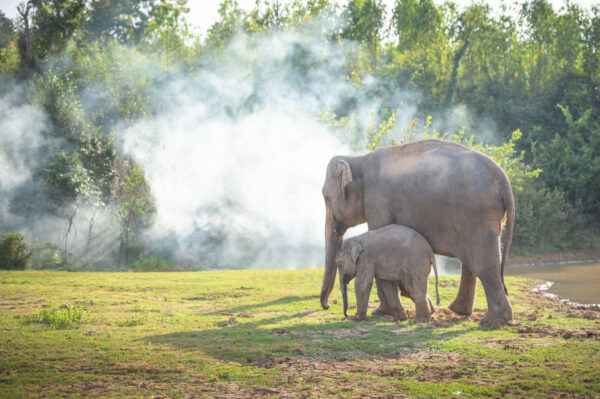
[
  {"x1": 321, "y1": 157, "x2": 366, "y2": 310},
  {"x1": 337, "y1": 240, "x2": 363, "y2": 317}
]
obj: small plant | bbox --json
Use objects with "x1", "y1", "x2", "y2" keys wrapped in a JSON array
[
  {"x1": 30, "y1": 304, "x2": 87, "y2": 329},
  {"x1": 120, "y1": 303, "x2": 150, "y2": 326},
  {"x1": 132, "y1": 255, "x2": 176, "y2": 272},
  {"x1": 0, "y1": 232, "x2": 32, "y2": 270}
]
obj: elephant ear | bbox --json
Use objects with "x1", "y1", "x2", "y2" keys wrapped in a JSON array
[
  {"x1": 350, "y1": 241, "x2": 363, "y2": 265},
  {"x1": 337, "y1": 160, "x2": 353, "y2": 192}
]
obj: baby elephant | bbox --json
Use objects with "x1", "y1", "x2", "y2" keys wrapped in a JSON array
[{"x1": 338, "y1": 224, "x2": 440, "y2": 322}]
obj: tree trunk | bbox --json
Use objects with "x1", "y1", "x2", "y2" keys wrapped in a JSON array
[
  {"x1": 444, "y1": 38, "x2": 470, "y2": 107},
  {"x1": 17, "y1": 2, "x2": 33, "y2": 74}
]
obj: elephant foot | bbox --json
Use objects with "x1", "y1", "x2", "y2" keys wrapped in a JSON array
[
  {"x1": 351, "y1": 314, "x2": 368, "y2": 322},
  {"x1": 480, "y1": 310, "x2": 513, "y2": 327},
  {"x1": 415, "y1": 315, "x2": 431, "y2": 323},
  {"x1": 391, "y1": 310, "x2": 408, "y2": 322},
  {"x1": 449, "y1": 299, "x2": 473, "y2": 316},
  {"x1": 371, "y1": 306, "x2": 392, "y2": 316}
]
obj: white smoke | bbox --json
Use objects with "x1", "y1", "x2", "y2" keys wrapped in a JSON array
[
  {"x1": 0, "y1": 86, "x2": 49, "y2": 193},
  {"x1": 119, "y1": 29, "x2": 365, "y2": 268}
]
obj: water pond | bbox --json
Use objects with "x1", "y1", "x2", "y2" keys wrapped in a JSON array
[
  {"x1": 437, "y1": 256, "x2": 600, "y2": 306},
  {"x1": 505, "y1": 261, "x2": 600, "y2": 306}
]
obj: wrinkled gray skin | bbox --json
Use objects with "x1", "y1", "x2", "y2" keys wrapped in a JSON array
[
  {"x1": 338, "y1": 225, "x2": 440, "y2": 322},
  {"x1": 321, "y1": 139, "x2": 515, "y2": 326}
]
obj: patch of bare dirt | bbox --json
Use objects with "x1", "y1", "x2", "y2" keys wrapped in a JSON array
[
  {"x1": 217, "y1": 317, "x2": 238, "y2": 327},
  {"x1": 512, "y1": 323, "x2": 599, "y2": 339},
  {"x1": 248, "y1": 349, "x2": 510, "y2": 387}
]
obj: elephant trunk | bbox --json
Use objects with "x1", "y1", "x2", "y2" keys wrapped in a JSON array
[
  {"x1": 340, "y1": 272, "x2": 349, "y2": 317},
  {"x1": 321, "y1": 210, "x2": 344, "y2": 310}
]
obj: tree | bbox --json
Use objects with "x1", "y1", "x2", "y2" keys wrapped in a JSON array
[
  {"x1": 0, "y1": 11, "x2": 15, "y2": 50},
  {"x1": 0, "y1": 232, "x2": 31, "y2": 270},
  {"x1": 86, "y1": 0, "x2": 158, "y2": 44},
  {"x1": 443, "y1": 3, "x2": 491, "y2": 107},
  {"x1": 116, "y1": 165, "x2": 154, "y2": 266},
  {"x1": 341, "y1": 0, "x2": 385, "y2": 71},
  {"x1": 17, "y1": 1, "x2": 33, "y2": 72},
  {"x1": 141, "y1": 0, "x2": 190, "y2": 65},
  {"x1": 30, "y1": 0, "x2": 86, "y2": 59},
  {"x1": 533, "y1": 105, "x2": 600, "y2": 223},
  {"x1": 520, "y1": 0, "x2": 556, "y2": 94},
  {"x1": 392, "y1": 0, "x2": 441, "y2": 51},
  {"x1": 205, "y1": 0, "x2": 244, "y2": 50},
  {"x1": 45, "y1": 151, "x2": 99, "y2": 264}
]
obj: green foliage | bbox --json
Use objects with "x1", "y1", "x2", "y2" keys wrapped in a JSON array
[
  {"x1": 0, "y1": 10, "x2": 15, "y2": 50},
  {"x1": 0, "y1": 233, "x2": 32, "y2": 270},
  {"x1": 45, "y1": 150, "x2": 98, "y2": 209},
  {"x1": 30, "y1": 303, "x2": 87, "y2": 328},
  {"x1": 86, "y1": 0, "x2": 159, "y2": 44},
  {"x1": 33, "y1": 69, "x2": 91, "y2": 143},
  {"x1": 393, "y1": 0, "x2": 441, "y2": 52},
  {"x1": 29, "y1": 241, "x2": 62, "y2": 270},
  {"x1": 141, "y1": 0, "x2": 190, "y2": 65},
  {"x1": 30, "y1": 0, "x2": 86, "y2": 59},
  {"x1": 533, "y1": 105, "x2": 600, "y2": 221},
  {"x1": 513, "y1": 183, "x2": 579, "y2": 253},
  {"x1": 340, "y1": 0, "x2": 385, "y2": 71},
  {"x1": 0, "y1": 41, "x2": 21, "y2": 77},
  {"x1": 132, "y1": 256, "x2": 176, "y2": 272},
  {"x1": 116, "y1": 165, "x2": 155, "y2": 266},
  {"x1": 205, "y1": 0, "x2": 244, "y2": 50}
]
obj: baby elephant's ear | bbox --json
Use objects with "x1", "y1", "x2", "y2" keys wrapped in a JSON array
[{"x1": 351, "y1": 241, "x2": 363, "y2": 265}]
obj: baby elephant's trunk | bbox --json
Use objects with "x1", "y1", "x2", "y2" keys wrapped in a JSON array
[
  {"x1": 340, "y1": 272, "x2": 349, "y2": 317},
  {"x1": 431, "y1": 254, "x2": 440, "y2": 306}
]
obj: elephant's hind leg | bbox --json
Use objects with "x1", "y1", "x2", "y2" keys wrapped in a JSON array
[
  {"x1": 449, "y1": 264, "x2": 476, "y2": 316},
  {"x1": 413, "y1": 293, "x2": 432, "y2": 322},
  {"x1": 377, "y1": 280, "x2": 407, "y2": 321},
  {"x1": 372, "y1": 278, "x2": 395, "y2": 316},
  {"x1": 479, "y1": 271, "x2": 513, "y2": 326}
]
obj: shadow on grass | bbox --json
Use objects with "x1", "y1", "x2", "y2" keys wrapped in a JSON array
[
  {"x1": 149, "y1": 308, "x2": 483, "y2": 364},
  {"x1": 204, "y1": 295, "x2": 320, "y2": 315}
]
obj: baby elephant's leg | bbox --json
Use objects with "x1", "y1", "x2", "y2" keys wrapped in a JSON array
[
  {"x1": 372, "y1": 278, "x2": 393, "y2": 316},
  {"x1": 413, "y1": 289, "x2": 432, "y2": 322},
  {"x1": 427, "y1": 296, "x2": 436, "y2": 314},
  {"x1": 378, "y1": 280, "x2": 408, "y2": 321}
]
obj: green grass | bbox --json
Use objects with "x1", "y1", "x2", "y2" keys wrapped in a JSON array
[{"x1": 0, "y1": 270, "x2": 598, "y2": 398}]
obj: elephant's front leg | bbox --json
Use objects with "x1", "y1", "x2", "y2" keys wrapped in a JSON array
[
  {"x1": 371, "y1": 278, "x2": 394, "y2": 316},
  {"x1": 353, "y1": 275, "x2": 374, "y2": 321},
  {"x1": 449, "y1": 263, "x2": 476, "y2": 316}
]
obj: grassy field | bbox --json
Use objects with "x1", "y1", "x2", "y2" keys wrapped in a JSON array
[{"x1": 0, "y1": 270, "x2": 598, "y2": 398}]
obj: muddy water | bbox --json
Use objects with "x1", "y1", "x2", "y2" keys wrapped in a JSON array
[{"x1": 505, "y1": 262, "x2": 600, "y2": 306}]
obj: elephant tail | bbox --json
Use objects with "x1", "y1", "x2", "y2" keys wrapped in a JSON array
[
  {"x1": 431, "y1": 253, "x2": 440, "y2": 306},
  {"x1": 500, "y1": 178, "x2": 515, "y2": 296}
]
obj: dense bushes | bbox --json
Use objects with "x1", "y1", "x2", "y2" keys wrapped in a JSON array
[{"x1": 0, "y1": 232, "x2": 31, "y2": 270}]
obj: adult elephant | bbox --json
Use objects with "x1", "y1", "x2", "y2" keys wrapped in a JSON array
[{"x1": 320, "y1": 139, "x2": 515, "y2": 325}]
